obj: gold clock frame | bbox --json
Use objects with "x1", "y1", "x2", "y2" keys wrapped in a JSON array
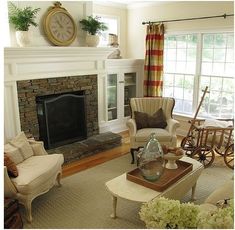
[{"x1": 43, "y1": 2, "x2": 77, "y2": 46}]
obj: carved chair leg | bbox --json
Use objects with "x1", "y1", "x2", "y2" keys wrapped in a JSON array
[
  {"x1": 131, "y1": 147, "x2": 144, "y2": 165},
  {"x1": 130, "y1": 149, "x2": 135, "y2": 164},
  {"x1": 25, "y1": 200, "x2": 33, "y2": 223},
  {"x1": 57, "y1": 173, "x2": 62, "y2": 187}
]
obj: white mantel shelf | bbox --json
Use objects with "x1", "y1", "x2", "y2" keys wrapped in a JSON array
[
  {"x1": 4, "y1": 47, "x2": 115, "y2": 58},
  {"x1": 4, "y1": 47, "x2": 115, "y2": 82}
]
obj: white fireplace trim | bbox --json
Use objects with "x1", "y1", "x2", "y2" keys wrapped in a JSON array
[{"x1": 4, "y1": 47, "x2": 115, "y2": 141}]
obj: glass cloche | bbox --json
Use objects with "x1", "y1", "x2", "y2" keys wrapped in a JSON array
[{"x1": 138, "y1": 133, "x2": 165, "y2": 181}]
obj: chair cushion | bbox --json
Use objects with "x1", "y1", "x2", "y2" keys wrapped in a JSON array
[
  {"x1": 134, "y1": 108, "x2": 167, "y2": 130},
  {"x1": 11, "y1": 154, "x2": 64, "y2": 195},
  {"x1": 9, "y1": 132, "x2": 34, "y2": 160},
  {"x1": 4, "y1": 144, "x2": 24, "y2": 165},
  {"x1": 4, "y1": 154, "x2": 18, "y2": 177},
  {"x1": 135, "y1": 128, "x2": 172, "y2": 142}
]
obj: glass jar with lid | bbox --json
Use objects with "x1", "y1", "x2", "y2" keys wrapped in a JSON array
[{"x1": 138, "y1": 133, "x2": 165, "y2": 181}]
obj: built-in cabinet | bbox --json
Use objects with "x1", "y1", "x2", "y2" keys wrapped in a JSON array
[{"x1": 100, "y1": 59, "x2": 144, "y2": 133}]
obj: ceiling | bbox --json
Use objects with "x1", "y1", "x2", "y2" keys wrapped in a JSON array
[{"x1": 94, "y1": 0, "x2": 167, "y2": 8}]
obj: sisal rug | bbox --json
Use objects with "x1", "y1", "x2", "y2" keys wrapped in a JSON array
[{"x1": 22, "y1": 154, "x2": 233, "y2": 229}]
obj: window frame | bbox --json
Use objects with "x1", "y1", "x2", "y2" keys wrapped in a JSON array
[
  {"x1": 163, "y1": 30, "x2": 234, "y2": 119},
  {"x1": 93, "y1": 13, "x2": 120, "y2": 47}
]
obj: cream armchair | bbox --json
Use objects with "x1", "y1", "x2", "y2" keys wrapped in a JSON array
[
  {"x1": 4, "y1": 133, "x2": 64, "y2": 222},
  {"x1": 126, "y1": 97, "x2": 180, "y2": 163}
]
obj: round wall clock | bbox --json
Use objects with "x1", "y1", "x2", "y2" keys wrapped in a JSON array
[{"x1": 43, "y1": 2, "x2": 77, "y2": 46}]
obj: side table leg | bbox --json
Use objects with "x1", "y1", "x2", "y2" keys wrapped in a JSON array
[
  {"x1": 110, "y1": 196, "x2": 117, "y2": 219},
  {"x1": 191, "y1": 182, "x2": 197, "y2": 201}
]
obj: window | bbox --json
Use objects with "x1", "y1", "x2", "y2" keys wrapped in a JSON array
[
  {"x1": 94, "y1": 14, "x2": 118, "y2": 47},
  {"x1": 163, "y1": 32, "x2": 234, "y2": 119}
]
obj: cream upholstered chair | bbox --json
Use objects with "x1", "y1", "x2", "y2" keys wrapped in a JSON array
[
  {"x1": 126, "y1": 97, "x2": 180, "y2": 163},
  {"x1": 4, "y1": 132, "x2": 64, "y2": 222}
]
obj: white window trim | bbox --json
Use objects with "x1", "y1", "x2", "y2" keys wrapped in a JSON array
[
  {"x1": 164, "y1": 30, "x2": 234, "y2": 119},
  {"x1": 93, "y1": 13, "x2": 121, "y2": 46}
]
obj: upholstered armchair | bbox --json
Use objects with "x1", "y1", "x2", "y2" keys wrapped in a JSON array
[
  {"x1": 126, "y1": 97, "x2": 180, "y2": 163},
  {"x1": 4, "y1": 132, "x2": 64, "y2": 222}
]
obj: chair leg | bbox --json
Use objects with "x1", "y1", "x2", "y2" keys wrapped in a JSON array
[
  {"x1": 131, "y1": 147, "x2": 144, "y2": 164},
  {"x1": 57, "y1": 173, "x2": 62, "y2": 187},
  {"x1": 130, "y1": 149, "x2": 135, "y2": 164},
  {"x1": 25, "y1": 200, "x2": 33, "y2": 223}
]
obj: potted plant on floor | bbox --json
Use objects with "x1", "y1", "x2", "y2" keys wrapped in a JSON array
[
  {"x1": 79, "y1": 15, "x2": 108, "y2": 47},
  {"x1": 8, "y1": 2, "x2": 40, "y2": 47}
]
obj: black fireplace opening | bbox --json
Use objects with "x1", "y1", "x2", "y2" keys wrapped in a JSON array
[{"x1": 36, "y1": 91, "x2": 87, "y2": 149}]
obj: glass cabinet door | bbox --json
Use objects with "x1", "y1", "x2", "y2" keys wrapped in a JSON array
[
  {"x1": 124, "y1": 73, "x2": 136, "y2": 117},
  {"x1": 107, "y1": 74, "x2": 117, "y2": 121}
]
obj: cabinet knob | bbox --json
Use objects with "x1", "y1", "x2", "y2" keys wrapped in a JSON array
[{"x1": 119, "y1": 81, "x2": 124, "y2": 83}]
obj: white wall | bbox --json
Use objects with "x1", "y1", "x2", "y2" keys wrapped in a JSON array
[
  {"x1": 127, "y1": 1, "x2": 234, "y2": 58},
  {"x1": 8, "y1": 1, "x2": 92, "y2": 47},
  {"x1": 93, "y1": 3, "x2": 127, "y2": 58}
]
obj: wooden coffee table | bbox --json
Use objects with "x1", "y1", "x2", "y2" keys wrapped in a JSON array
[{"x1": 105, "y1": 156, "x2": 203, "y2": 218}]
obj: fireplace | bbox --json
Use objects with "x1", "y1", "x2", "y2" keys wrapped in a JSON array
[
  {"x1": 16, "y1": 75, "x2": 99, "y2": 145},
  {"x1": 36, "y1": 91, "x2": 87, "y2": 149}
]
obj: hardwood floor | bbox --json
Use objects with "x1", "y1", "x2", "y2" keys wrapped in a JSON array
[
  {"x1": 62, "y1": 131, "x2": 130, "y2": 177},
  {"x1": 62, "y1": 131, "x2": 184, "y2": 178}
]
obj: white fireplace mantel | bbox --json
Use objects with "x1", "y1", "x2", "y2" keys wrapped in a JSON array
[
  {"x1": 4, "y1": 47, "x2": 115, "y2": 141},
  {"x1": 4, "y1": 47, "x2": 115, "y2": 81}
]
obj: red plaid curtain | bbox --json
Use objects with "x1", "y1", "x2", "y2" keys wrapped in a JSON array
[{"x1": 144, "y1": 24, "x2": 164, "y2": 97}]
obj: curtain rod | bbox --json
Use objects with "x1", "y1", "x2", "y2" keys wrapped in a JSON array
[{"x1": 142, "y1": 13, "x2": 234, "y2": 25}]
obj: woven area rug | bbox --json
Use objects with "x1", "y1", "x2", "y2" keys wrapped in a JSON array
[{"x1": 22, "y1": 154, "x2": 233, "y2": 229}]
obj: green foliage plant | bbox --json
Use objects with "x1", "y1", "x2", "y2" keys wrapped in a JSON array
[
  {"x1": 8, "y1": 2, "x2": 40, "y2": 31},
  {"x1": 79, "y1": 16, "x2": 108, "y2": 35}
]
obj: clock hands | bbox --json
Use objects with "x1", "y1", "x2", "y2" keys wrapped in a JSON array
[{"x1": 56, "y1": 20, "x2": 63, "y2": 29}]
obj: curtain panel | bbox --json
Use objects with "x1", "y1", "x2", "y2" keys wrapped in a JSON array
[{"x1": 144, "y1": 24, "x2": 164, "y2": 97}]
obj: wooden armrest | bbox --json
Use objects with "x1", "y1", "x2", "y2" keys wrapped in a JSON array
[{"x1": 4, "y1": 166, "x2": 17, "y2": 197}]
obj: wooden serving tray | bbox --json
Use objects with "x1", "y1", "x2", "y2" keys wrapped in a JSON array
[{"x1": 126, "y1": 160, "x2": 193, "y2": 192}]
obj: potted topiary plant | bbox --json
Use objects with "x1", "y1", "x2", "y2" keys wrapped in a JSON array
[
  {"x1": 79, "y1": 15, "x2": 108, "y2": 47},
  {"x1": 8, "y1": 2, "x2": 40, "y2": 47}
]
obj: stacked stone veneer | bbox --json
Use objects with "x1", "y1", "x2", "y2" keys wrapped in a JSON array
[{"x1": 17, "y1": 75, "x2": 99, "y2": 140}]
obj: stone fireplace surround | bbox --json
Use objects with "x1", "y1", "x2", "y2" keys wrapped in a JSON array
[
  {"x1": 17, "y1": 75, "x2": 99, "y2": 141},
  {"x1": 4, "y1": 47, "x2": 115, "y2": 141}
]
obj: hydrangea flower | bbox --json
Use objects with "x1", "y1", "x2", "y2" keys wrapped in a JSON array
[{"x1": 139, "y1": 197, "x2": 234, "y2": 229}]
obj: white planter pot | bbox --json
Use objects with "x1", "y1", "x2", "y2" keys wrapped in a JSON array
[
  {"x1": 16, "y1": 31, "x2": 30, "y2": 47},
  {"x1": 86, "y1": 34, "x2": 100, "y2": 47}
]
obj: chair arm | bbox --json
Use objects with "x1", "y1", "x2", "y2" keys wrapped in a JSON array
[
  {"x1": 166, "y1": 118, "x2": 180, "y2": 135},
  {"x1": 4, "y1": 166, "x2": 17, "y2": 197},
  {"x1": 204, "y1": 180, "x2": 234, "y2": 205},
  {"x1": 126, "y1": 118, "x2": 137, "y2": 136},
  {"x1": 28, "y1": 140, "x2": 48, "y2": 156}
]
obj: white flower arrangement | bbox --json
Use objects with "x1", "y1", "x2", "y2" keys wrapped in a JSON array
[
  {"x1": 139, "y1": 197, "x2": 234, "y2": 229},
  {"x1": 197, "y1": 200, "x2": 234, "y2": 229}
]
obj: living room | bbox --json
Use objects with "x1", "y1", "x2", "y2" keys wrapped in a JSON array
[{"x1": 3, "y1": 0, "x2": 234, "y2": 229}]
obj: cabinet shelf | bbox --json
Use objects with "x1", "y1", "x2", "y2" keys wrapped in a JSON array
[
  {"x1": 107, "y1": 85, "x2": 117, "y2": 89},
  {"x1": 125, "y1": 83, "x2": 136, "y2": 86},
  {"x1": 108, "y1": 107, "x2": 117, "y2": 110}
]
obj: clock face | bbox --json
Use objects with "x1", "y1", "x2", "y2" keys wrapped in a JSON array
[
  {"x1": 44, "y1": 7, "x2": 77, "y2": 46},
  {"x1": 49, "y1": 12, "x2": 74, "y2": 42}
]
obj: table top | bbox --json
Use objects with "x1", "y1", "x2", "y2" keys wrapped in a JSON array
[{"x1": 105, "y1": 156, "x2": 203, "y2": 203}]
